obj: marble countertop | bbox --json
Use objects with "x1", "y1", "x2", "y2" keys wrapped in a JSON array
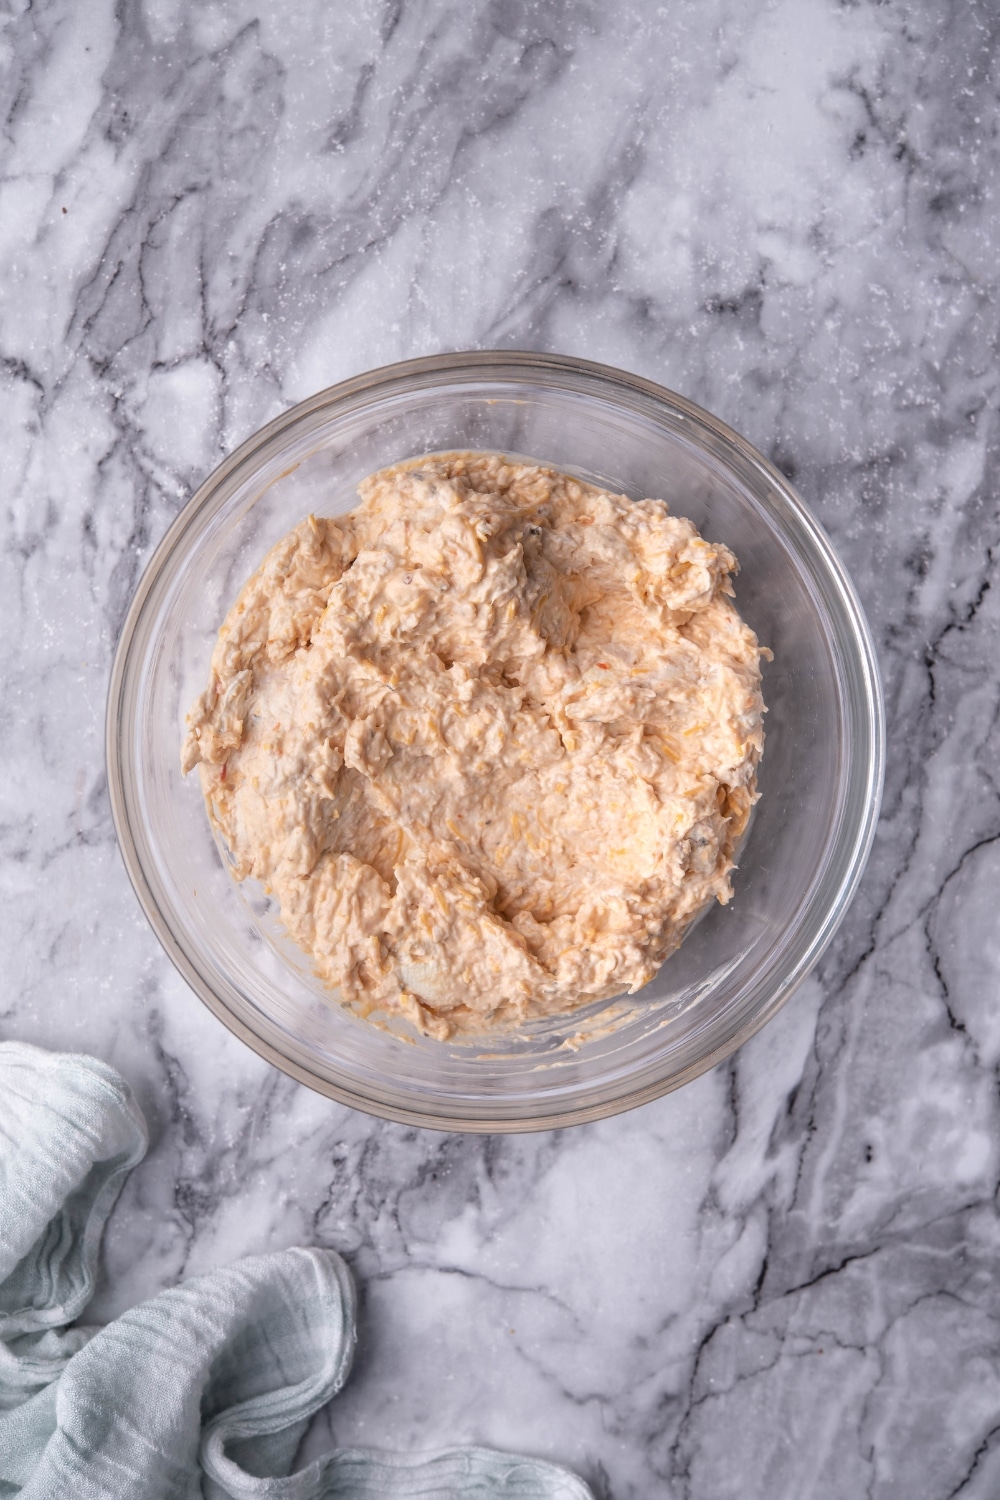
[{"x1": 3, "y1": 1, "x2": 999, "y2": 1495}]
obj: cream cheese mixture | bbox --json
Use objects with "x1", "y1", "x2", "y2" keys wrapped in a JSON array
[{"x1": 182, "y1": 453, "x2": 767, "y2": 1038}]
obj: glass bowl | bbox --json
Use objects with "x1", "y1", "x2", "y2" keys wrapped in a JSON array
[{"x1": 106, "y1": 352, "x2": 884, "y2": 1131}]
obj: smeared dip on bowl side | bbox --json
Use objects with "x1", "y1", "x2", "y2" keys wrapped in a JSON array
[{"x1": 182, "y1": 452, "x2": 767, "y2": 1039}]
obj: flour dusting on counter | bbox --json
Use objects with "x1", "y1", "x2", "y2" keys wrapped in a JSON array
[{"x1": 182, "y1": 453, "x2": 767, "y2": 1038}]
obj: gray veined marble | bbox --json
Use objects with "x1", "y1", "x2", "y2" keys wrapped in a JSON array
[{"x1": 2, "y1": 0, "x2": 999, "y2": 1495}]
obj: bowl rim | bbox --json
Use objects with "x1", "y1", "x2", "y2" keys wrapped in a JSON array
[{"x1": 106, "y1": 349, "x2": 886, "y2": 1131}]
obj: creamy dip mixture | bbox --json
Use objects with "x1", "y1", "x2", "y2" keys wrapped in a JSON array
[{"x1": 182, "y1": 453, "x2": 767, "y2": 1038}]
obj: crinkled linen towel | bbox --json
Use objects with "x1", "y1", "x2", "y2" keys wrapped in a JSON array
[{"x1": 0, "y1": 1042, "x2": 592, "y2": 1499}]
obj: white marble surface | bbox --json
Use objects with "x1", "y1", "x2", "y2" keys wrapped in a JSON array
[{"x1": 2, "y1": 0, "x2": 999, "y2": 1494}]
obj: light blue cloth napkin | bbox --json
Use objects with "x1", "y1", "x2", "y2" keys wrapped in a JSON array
[{"x1": 0, "y1": 1042, "x2": 592, "y2": 1499}]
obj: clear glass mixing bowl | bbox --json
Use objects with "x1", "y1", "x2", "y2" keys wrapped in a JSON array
[{"x1": 106, "y1": 352, "x2": 884, "y2": 1131}]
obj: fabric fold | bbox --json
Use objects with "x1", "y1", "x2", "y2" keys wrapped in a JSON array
[
  {"x1": 0, "y1": 1042, "x2": 592, "y2": 1499},
  {"x1": 0, "y1": 1041, "x2": 147, "y2": 1404},
  {"x1": 13, "y1": 1246, "x2": 355, "y2": 1499}
]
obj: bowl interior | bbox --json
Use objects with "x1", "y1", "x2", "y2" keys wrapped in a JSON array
[{"x1": 111, "y1": 358, "x2": 881, "y2": 1129}]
